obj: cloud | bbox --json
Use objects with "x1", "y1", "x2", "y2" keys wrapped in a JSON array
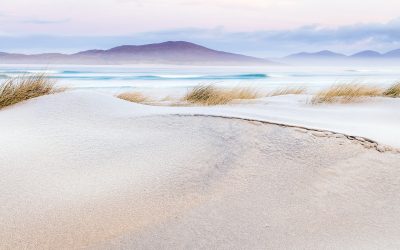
[
  {"x1": 21, "y1": 18, "x2": 70, "y2": 25},
  {"x1": 117, "y1": 19, "x2": 400, "y2": 56},
  {"x1": 1, "y1": 18, "x2": 400, "y2": 57}
]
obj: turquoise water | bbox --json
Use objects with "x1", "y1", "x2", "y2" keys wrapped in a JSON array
[{"x1": 0, "y1": 64, "x2": 399, "y2": 96}]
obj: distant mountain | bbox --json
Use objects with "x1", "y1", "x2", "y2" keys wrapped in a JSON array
[
  {"x1": 0, "y1": 41, "x2": 273, "y2": 65},
  {"x1": 384, "y1": 49, "x2": 400, "y2": 57},
  {"x1": 285, "y1": 50, "x2": 346, "y2": 59},
  {"x1": 282, "y1": 48, "x2": 400, "y2": 65},
  {"x1": 350, "y1": 50, "x2": 382, "y2": 58}
]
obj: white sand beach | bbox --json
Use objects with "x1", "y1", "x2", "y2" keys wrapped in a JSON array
[{"x1": 1, "y1": 92, "x2": 400, "y2": 249}]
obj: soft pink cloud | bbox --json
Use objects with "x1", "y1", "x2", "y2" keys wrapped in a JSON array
[{"x1": 0, "y1": 0, "x2": 399, "y2": 35}]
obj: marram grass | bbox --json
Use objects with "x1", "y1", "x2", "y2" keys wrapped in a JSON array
[
  {"x1": 312, "y1": 84, "x2": 383, "y2": 104},
  {"x1": 0, "y1": 74, "x2": 65, "y2": 109},
  {"x1": 383, "y1": 82, "x2": 400, "y2": 97},
  {"x1": 117, "y1": 91, "x2": 149, "y2": 103},
  {"x1": 183, "y1": 85, "x2": 261, "y2": 105}
]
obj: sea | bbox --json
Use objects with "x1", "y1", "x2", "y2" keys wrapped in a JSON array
[{"x1": 1, "y1": 64, "x2": 399, "y2": 98}]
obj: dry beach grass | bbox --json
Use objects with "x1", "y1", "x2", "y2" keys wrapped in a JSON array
[
  {"x1": 182, "y1": 85, "x2": 261, "y2": 105},
  {"x1": 117, "y1": 85, "x2": 308, "y2": 106},
  {"x1": 2, "y1": 75, "x2": 399, "y2": 110},
  {"x1": 0, "y1": 74, "x2": 64, "y2": 109},
  {"x1": 267, "y1": 87, "x2": 306, "y2": 96},
  {"x1": 117, "y1": 82, "x2": 400, "y2": 106},
  {"x1": 117, "y1": 91, "x2": 150, "y2": 103},
  {"x1": 311, "y1": 84, "x2": 384, "y2": 104},
  {"x1": 383, "y1": 82, "x2": 400, "y2": 97}
]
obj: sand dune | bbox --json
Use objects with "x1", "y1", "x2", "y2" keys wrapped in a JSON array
[
  {"x1": 167, "y1": 95, "x2": 400, "y2": 149},
  {"x1": 0, "y1": 92, "x2": 399, "y2": 249}
]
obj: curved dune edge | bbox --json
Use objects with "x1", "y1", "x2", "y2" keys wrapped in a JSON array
[
  {"x1": 172, "y1": 114, "x2": 399, "y2": 153},
  {"x1": 157, "y1": 96, "x2": 400, "y2": 150},
  {"x1": 1, "y1": 91, "x2": 400, "y2": 149}
]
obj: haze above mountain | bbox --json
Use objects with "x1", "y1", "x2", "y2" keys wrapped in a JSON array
[{"x1": 0, "y1": 41, "x2": 272, "y2": 66}]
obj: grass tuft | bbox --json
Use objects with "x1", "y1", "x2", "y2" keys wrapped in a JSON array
[
  {"x1": 228, "y1": 87, "x2": 261, "y2": 100},
  {"x1": 117, "y1": 91, "x2": 149, "y2": 103},
  {"x1": 0, "y1": 74, "x2": 64, "y2": 109},
  {"x1": 183, "y1": 85, "x2": 260, "y2": 105},
  {"x1": 268, "y1": 87, "x2": 306, "y2": 97},
  {"x1": 383, "y1": 82, "x2": 400, "y2": 97},
  {"x1": 312, "y1": 84, "x2": 383, "y2": 104}
]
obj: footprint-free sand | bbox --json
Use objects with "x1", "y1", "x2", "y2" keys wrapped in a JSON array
[{"x1": 1, "y1": 92, "x2": 399, "y2": 249}]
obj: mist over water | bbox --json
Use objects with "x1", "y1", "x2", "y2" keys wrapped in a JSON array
[{"x1": 1, "y1": 64, "x2": 399, "y2": 97}]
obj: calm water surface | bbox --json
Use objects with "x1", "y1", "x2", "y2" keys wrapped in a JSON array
[{"x1": 1, "y1": 64, "x2": 399, "y2": 97}]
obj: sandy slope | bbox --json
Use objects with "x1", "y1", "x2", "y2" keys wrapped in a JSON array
[
  {"x1": 0, "y1": 92, "x2": 399, "y2": 249},
  {"x1": 162, "y1": 95, "x2": 400, "y2": 149}
]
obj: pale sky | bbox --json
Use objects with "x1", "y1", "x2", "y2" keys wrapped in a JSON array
[{"x1": 1, "y1": 0, "x2": 400, "y2": 56}]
